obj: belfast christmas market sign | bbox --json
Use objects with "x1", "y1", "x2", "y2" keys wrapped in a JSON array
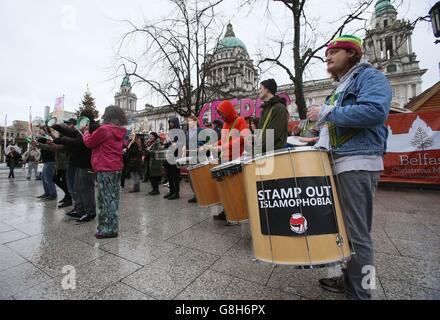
[{"x1": 381, "y1": 110, "x2": 440, "y2": 185}]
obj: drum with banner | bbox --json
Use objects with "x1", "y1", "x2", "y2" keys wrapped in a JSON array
[
  {"x1": 242, "y1": 147, "x2": 352, "y2": 268},
  {"x1": 211, "y1": 159, "x2": 249, "y2": 222}
]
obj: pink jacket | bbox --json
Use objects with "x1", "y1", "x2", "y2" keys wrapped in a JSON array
[{"x1": 83, "y1": 124, "x2": 127, "y2": 172}]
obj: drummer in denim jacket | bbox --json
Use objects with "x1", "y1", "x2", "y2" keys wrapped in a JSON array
[{"x1": 307, "y1": 35, "x2": 392, "y2": 300}]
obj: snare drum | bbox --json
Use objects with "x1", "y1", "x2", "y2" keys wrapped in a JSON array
[
  {"x1": 242, "y1": 147, "x2": 351, "y2": 268},
  {"x1": 188, "y1": 161, "x2": 221, "y2": 207},
  {"x1": 211, "y1": 159, "x2": 249, "y2": 222}
]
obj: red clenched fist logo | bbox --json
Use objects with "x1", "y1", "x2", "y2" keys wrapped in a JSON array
[{"x1": 290, "y1": 213, "x2": 308, "y2": 234}]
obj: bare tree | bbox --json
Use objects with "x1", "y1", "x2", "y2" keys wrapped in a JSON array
[
  {"x1": 116, "y1": 0, "x2": 228, "y2": 117},
  {"x1": 243, "y1": 0, "x2": 375, "y2": 119}
]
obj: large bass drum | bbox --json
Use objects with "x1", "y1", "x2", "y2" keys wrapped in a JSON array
[{"x1": 243, "y1": 147, "x2": 351, "y2": 268}]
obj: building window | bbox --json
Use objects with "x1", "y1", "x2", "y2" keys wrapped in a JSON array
[
  {"x1": 384, "y1": 19, "x2": 388, "y2": 28},
  {"x1": 385, "y1": 37, "x2": 393, "y2": 59},
  {"x1": 387, "y1": 64, "x2": 397, "y2": 73}
]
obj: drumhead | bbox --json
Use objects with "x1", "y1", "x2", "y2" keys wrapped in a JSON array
[
  {"x1": 46, "y1": 117, "x2": 57, "y2": 126},
  {"x1": 211, "y1": 159, "x2": 244, "y2": 181},
  {"x1": 211, "y1": 159, "x2": 243, "y2": 172},
  {"x1": 76, "y1": 116, "x2": 90, "y2": 130},
  {"x1": 188, "y1": 159, "x2": 219, "y2": 170},
  {"x1": 243, "y1": 146, "x2": 325, "y2": 165}
]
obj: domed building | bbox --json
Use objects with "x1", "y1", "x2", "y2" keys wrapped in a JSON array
[
  {"x1": 115, "y1": 75, "x2": 137, "y2": 113},
  {"x1": 364, "y1": 0, "x2": 426, "y2": 108},
  {"x1": 132, "y1": 5, "x2": 428, "y2": 131},
  {"x1": 205, "y1": 23, "x2": 259, "y2": 97}
]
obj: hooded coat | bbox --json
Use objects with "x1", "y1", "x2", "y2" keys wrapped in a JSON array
[
  {"x1": 217, "y1": 100, "x2": 249, "y2": 161},
  {"x1": 168, "y1": 117, "x2": 180, "y2": 132},
  {"x1": 258, "y1": 95, "x2": 289, "y2": 152},
  {"x1": 146, "y1": 138, "x2": 163, "y2": 177},
  {"x1": 126, "y1": 139, "x2": 143, "y2": 173},
  {"x1": 83, "y1": 124, "x2": 127, "y2": 172},
  {"x1": 165, "y1": 117, "x2": 182, "y2": 159}
]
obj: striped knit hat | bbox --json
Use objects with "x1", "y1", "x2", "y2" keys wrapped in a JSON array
[{"x1": 326, "y1": 35, "x2": 363, "y2": 58}]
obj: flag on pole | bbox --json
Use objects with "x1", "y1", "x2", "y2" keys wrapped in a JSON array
[
  {"x1": 28, "y1": 106, "x2": 33, "y2": 136},
  {"x1": 53, "y1": 96, "x2": 65, "y2": 121},
  {"x1": 4, "y1": 114, "x2": 7, "y2": 152}
]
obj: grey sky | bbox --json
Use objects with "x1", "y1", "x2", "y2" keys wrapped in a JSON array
[{"x1": 1, "y1": 0, "x2": 438, "y2": 125}]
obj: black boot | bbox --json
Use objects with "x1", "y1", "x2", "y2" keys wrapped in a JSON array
[
  {"x1": 213, "y1": 211, "x2": 227, "y2": 221},
  {"x1": 149, "y1": 190, "x2": 160, "y2": 195},
  {"x1": 318, "y1": 276, "x2": 346, "y2": 294},
  {"x1": 58, "y1": 199, "x2": 73, "y2": 209},
  {"x1": 188, "y1": 196, "x2": 197, "y2": 203},
  {"x1": 163, "y1": 192, "x2": 172, "y2": 199},
  {"x1": 66, "y1": 209, "x2": 81, "y2": 218},
  {"x1": 76, "y1": 214, "x2": 96, "y2": 224},
  {"x1": 129, "y1": 183, "x2": 140, "y2": 193},
  {"x1": 167, "y1": 193, "x2": 180, "y2": 200}
]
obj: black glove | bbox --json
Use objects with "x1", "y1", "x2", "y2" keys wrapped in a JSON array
[
  {"x1": 89, "y1": 120, "x2": 100, "y2": 134},
  {"x1": 52, "y1": 124, "x2": 63, "y2": 131}
]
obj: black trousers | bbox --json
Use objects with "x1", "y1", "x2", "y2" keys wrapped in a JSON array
[
  {"x1": 73, "y1": 168, "x2": 96, "y2": 216},
  {"x1": 165, "y1": 164, "x2": 180, "y2": 195},
  {"x1": 53, "y1": 169, "x2": 71, "y2": 200},
  {"x1": 150, "y1": 176, "x2": 161, "y2": 192},
  {"x1": 8, "y1": 166, "x2": 15, "y2": 178},
  {"x1": 121, "y1": 165, "x2": 128, "y2": 188}
]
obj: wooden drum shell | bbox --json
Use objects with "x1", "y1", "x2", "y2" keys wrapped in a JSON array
[{"x1": 243, "y1": 149, "x2": 351, "y2": 267}]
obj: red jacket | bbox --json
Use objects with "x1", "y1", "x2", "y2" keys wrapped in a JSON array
[
  {"x1": 217, "y1": 100, "x2": 249, "y2": 161},
  {"x1": 83, "y1": 124, "x2": 127, "y2": 172}
]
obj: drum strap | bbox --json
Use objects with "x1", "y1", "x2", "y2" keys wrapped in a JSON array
[
  {"x1": 258, "y1": 107, "x2": 274, "y2": 140},
  {"x1": 326, "y1": 90, "x2": 361, "y2": 149},
  {"x1": 227, "y1": 118, "x2": 239, "y2": 141},
  {"x1": 328, "y1": 122, "x2": 361, "y2": 149}
]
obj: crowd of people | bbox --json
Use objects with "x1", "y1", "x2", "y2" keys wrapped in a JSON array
[{"x1": 5, "y1": 34, "x2": 392, "y2": 300}]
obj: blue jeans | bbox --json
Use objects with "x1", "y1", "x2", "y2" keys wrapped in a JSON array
[{"x1": 42, "y1": 162, "x2": 57, "y2": 198}]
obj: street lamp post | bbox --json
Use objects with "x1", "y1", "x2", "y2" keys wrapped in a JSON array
[{"x1": 430, "y1": 1, "x2": 440, "y2": 44}]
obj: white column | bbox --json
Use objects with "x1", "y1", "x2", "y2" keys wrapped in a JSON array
[
  {"x1": 408, "y1": 36, "x2": 413, "y2": 54},
  {"x1": 416, "y1": 83, "x2": 422, "y2": 96}
]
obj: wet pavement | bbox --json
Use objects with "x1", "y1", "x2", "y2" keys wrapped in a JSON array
[{"x1": 0, "y1": 165, "x2": 439, "y2": 300}]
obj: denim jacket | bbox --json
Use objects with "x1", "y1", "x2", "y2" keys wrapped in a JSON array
[{"x1": 324, "y1": 65, "x2": 392, "y2": 157}]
